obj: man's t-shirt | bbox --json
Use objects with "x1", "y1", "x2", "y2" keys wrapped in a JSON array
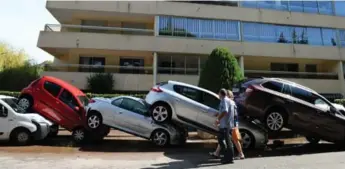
[{"x1": 218, "y1": 97, "x2": 234, "y2": 129}]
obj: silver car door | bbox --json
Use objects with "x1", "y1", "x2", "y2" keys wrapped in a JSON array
[
  {"x1": 172, "y1": 85, "x2": 201, "y2": 121},
  {"x1": 196, "y1": 91, "x2": 220, "y2": 132}
]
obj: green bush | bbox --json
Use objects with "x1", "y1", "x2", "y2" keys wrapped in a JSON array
[
  {"x1": 86, "y1": 73, "x2": 114, "y2": 94},
  {"x1": 198, "y1": 47, "x2": 244, "y2": 93},
  {"x1": 0, "y1": 63, "x2": 41, "y2": 91},
  {"x1": 0, "y1": 91, "x2": 145, "y2": 99},
  {"x1": 334, "y1": 99, "x2": 345, "y2": 106}
]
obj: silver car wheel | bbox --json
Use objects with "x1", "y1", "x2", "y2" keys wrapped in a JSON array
[
  {"x1": 73, "y1": 129, "x2": 85, "y2": 141},
  {"x1": 240, "y1": 131, "x2": 252, "y2": 149},
  {"x1": 18, "y1": 98, "x2": 30, "y2": 110},
  {"x1": 153, "y1": 131, "x2": 168, "y2": 146},
  {"x1": 88, "y1": 115, "x2": 100, "y2": 129},
  {"x1": 17, "y1": 132, "x2": 29, "y2": 143},
  {"x1": 267, "y1": 112, "x2": 284, "y2": 131},
  {"x1": 152, "y1": 106, "x2": 168, "y2": 122}
]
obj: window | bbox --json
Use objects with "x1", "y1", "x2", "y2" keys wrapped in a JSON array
[
  {"x1": 305, "y1": 64, "x2": 317, "y2": 72},
  {"x1": 214, "y1": 20, "x2": 227, "y2": 40},
  {"x1": 119, "y1": 57, "x2": 144, "y2": 74},
  {"x1": 271, "y1": 63, "x2": 299, "y2": 72},
  {"x1": 292, "y1": 27, "x2": 308, "y2": 44},
  {"x1": 44, "y1": 81, "x2": 61, "y2": 97},
  {"x1": 289, "y1": 1, "x2": 304, "y2": 12},
  {"x1": 79, "y1": 56, "x2": 105, "y2": 72},
  {"x1": 303, "y1": 1, "x2": 318, "y2": 14},
  {"x1": 240, "y1": 1, "x2": 257, "y2": 8},
  {"x1": 291, "y1": 86, "x2": 313, "y2": 103},
  {"x1": 257, "y1": 1, "x2": 276, "y2": 9},
  {"x1": 0, "y1": 103, "x2": 8, "y2": 117},
  {"x1": 225, "y1": 21, "x2": 240, "y2": 40},
  {"x1": 172, "y1": 17, "x2": 188, "y2": 37},
  {"x1": 111, "y1": 98, "x2": 123, "y2": 107},
  {"x1": 321, "y1": 28, "x2": 337, "y2": 46},
  {"x1": 276, "y1": 25, "x2": 292, "y2": 43},
  {"x1": 242, "y1": 22, "x2": 259, "y2": 41},
  {"x1": 119, "y1": 98, "x2": 147, "y2": 115},
  {"x1": 258, "y1": 23, "x2": 276, "y2": 42},
  {"x1": 185, "y1": 18, "x2": 199, "y2": 37},
  {"x1": 339, "y1": 30, "x2": 345, "y2": 47},
  {"x1": 335, "y1": 1, "x2": 345, "y2": 16},
  {"x1": 306, "y1": 27, "x2": 322, "y2": 45},
  {"x1": 200, "y1": 19, "x2": 214, "y2": 39},
  {"x1": 173, "y1": 85, "x2": 200, "y2": 101},
  {"x1": 262, "y1": 81, "x2": 283, "y2": 93},
  {"x1": 59, "y1": 90, "x2": 79, "y2": 110},
  {"x1": 200, "y1": 92, "x2": 219, "y2": 110},
  {"x1": 318, "y1": 1, "x2": 334, "y2": 15},
  {"x1": 282, "y1": 84, "x2": 292, "y2": 95},
  {"x1": 159, "y1": 16, "x2": 172, "y2": 36}
]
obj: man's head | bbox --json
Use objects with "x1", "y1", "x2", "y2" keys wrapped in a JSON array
[{"x1": 218, "y1": 88, "x2": 227, "y2": 99}]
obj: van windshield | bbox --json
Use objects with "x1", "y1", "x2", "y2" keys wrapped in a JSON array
[
  {"x1": 78, "y1": 96, "x2": 90, "y2": 107},
  {"x1": 1, "y1": 98, "x2": 26, "y2": 114}
]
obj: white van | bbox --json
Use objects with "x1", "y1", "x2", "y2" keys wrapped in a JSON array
[{"x1": 0, "y1": 95, "x2": 52, "y2": 145}]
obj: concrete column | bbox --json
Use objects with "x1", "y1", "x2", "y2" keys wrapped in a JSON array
[
  {"x1": 337, "y1": 61, "x2": 345, "y2": 96},
  {"x1": 153, "y1": 52, "x2": 158, "y2": 86},
  {"x1": 239, "y1": 56, "x2": 244, "y2": 76},
  {"x1": 154, "y1": 16, "x2": 159, "y2": 36}
]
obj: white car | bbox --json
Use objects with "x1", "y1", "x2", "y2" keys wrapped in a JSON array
[
  {"x1": 85, "y1": 96, "x2": 187, "y2": 147},
  {"x1": 0, "y1": 95, "x2": 52, "y2": 145}
]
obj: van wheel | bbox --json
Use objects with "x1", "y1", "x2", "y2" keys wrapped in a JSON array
[
  {"x1": 265, "y1": 110, "x2": 287, "y2": 132},
  {"x1": 18, "y1": 96, "x2": 33, "y2": 112},
  {"x1": 11, "y1": 129, "x2": 31, "y2": 146},
  {"x1": 151, "y1": 129, "x2": 170, "y2": 147},
  {"x1": 72, "y1": 128, "x2": 87, "y2": 143},
  {"x1": 150, "y1": 103, "x2": 172, "y2": 124},
  {"x1": 306, "y1": 136, "x2": 320, "y2": 144},
  {"x1": 87, "y1": 111, "x2": 102, "y2": 130}
]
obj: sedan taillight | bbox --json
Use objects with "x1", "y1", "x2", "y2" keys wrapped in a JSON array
[{"x1": 151, "y1": 86, "x2": 163, "y2": 92}]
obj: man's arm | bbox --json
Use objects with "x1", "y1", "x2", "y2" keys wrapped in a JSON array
[{"x1": 217, "y1": 99, "x2": 229, "y2": 121}]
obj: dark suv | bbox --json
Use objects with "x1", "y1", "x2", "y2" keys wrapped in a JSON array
[{"x1": 237, "y1": 78, "x2": 345, "y2": 144}]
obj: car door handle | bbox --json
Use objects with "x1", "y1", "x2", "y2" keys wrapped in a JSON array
[
  {"x1": 175, "y1": 98, "x2": 180, "y2": 102},
  {"x1": 8, "y1": 119, "x2": 13, "y2": 121},
  {"x1": 119, "y1": 112, "x2": 123, "y2": 114}
]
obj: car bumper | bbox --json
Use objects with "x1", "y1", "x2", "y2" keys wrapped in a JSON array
[{"x1": 33, "y1": 122, "x2": 51, "y2": 140}]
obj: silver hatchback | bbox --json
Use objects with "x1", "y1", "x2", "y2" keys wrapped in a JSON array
[{"x1": 145, "y1": 81, "x2": 268, "y2": 149}]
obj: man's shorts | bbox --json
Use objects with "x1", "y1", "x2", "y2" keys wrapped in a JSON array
[{"x1": 232, "y1": 127, "x2": 242, "y2": 142}]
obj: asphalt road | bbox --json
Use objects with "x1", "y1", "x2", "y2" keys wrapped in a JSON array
[{"x1": 0, "y1": 131, "x2": 345, "y2": 169}]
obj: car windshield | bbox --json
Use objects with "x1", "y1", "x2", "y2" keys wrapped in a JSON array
[
  {"x1": 1, "y1": 98, "x2": 26, "y2": 114},
  {"x1": 78, "y1": 95, "x2": 90, "y2": 107}
]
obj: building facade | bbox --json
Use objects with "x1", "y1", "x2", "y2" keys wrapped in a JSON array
[{"x1": 38, "y1": 0, "x2": 345, "y2": 98}]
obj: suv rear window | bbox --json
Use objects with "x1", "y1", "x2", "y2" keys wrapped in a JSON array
[{"x1": 262, "y1": 81, "x2": 283, "y2": 93}]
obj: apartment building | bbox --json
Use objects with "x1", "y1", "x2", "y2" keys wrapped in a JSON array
[{"x1": 38, "y1": 0, "x2": 345, "y2": 99}]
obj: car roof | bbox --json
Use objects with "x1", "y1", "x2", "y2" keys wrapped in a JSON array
[
  {"x1": 0, "y1": 95, "x2": 15, "y2": 99},
  {"x1": 42, "y1": 76, "x2": 85, "y2": 96},
  {"x1": 267, "y1": 78, "x2": 317, "y2": 93},
  {"x1": 115, "y1": 95, "x2": 143, "y2": 101},
  {"x1": 167, "y1": 80, "x2": 219, "y2": 98}
]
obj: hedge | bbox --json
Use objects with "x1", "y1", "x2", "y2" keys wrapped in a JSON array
[
  {"x1": 0, "y1": 91, "x2": 146, "y2": 99},
  {"x1": 334, "y1": 99, "x2": 345, "y2": 106}
]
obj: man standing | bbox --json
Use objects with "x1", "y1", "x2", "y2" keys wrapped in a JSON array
[{"x1": 215, "y1": 88, "x2": 235, "y2": 164}]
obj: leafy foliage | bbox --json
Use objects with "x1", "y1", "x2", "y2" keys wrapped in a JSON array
[
  {"x1": 86, "y1": 73, "x2": 114, "y2": 93},
  {"x1": 198, "y1": 47, "x2": 244, "y2": 93}
]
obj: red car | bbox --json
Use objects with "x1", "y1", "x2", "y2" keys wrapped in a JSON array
[{"x1": 17, "y1": 76, "x2": 109, "y2": 142}]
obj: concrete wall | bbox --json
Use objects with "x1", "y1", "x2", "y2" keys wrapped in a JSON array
[{"x1": 41, "y1": 71, "x2": 341, "y2": 93}]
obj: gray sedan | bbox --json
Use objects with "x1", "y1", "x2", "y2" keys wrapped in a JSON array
[{"x1": 85, "y1": 96, "x2": 186, "y2": 147}]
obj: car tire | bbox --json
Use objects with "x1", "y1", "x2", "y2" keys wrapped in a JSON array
[
  {"x1": 265, "y1": 110, "x2": 287, "y2": 132},
  {"x1": 72, "y1": 128, "x2": 87, "y2": 143},
  {"x1": 18, "y1": 96, "x2": 33, "y2": 112},
  {"x1": 150, "y1": 103, "x2": 172, "y2": 124},
  {"x1": 151, "y1": 129, "x2": 170, "y2": 147},
  {"x1": 48, "y1": 124, "x2": 59, "y2": 137},
  {"x1": 239, "y1": 129, "x2": 255, "y2": 149},
  {"x1": 10, "y1": 128, "x2": 31, "y2": 146},
  {"x1": 306, "y1": 136, "x2": 320, "y2": 144},
  {"x1": 87, "y1": 111, "x2": 102, "y2": 130}
]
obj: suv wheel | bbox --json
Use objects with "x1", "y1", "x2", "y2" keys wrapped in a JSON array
[
  {"x1": 151, "y1": 129, "x2": 170, "y2": 147},
  {"x1": 265, "y1": 111, "x2": 286, "y2": 132},
  {"x1": 18, "y1": 96, "x2": 33, "y2": 111},
  {"x1": 87, "y1": 112, "x2": 102, "y2": 130},
  {"x1": 306, "y1": 136, "x2": 320, "y2": 144},
  {"x1": 150, "y1": 103, "x2": 172, "y2": 124}
]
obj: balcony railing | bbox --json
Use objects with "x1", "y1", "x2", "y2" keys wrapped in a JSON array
[
  {"x1": 245, "y1": 70, "x2": 338, "y2": 80},
  {"x1": 44, "y1": 24, "x2": 154, "y2": 36}
]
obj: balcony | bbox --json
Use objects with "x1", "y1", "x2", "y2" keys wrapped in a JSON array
[{"x1": 245, "y1": 70, "x2": 338, "y2": 80}]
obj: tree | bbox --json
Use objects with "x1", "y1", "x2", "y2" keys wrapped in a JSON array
[
  {"x1": 0, "y1": 42, "x2": 28, "y2": 71},
  {"x1": 198, "y1": 47, "x2": 244, "y2": 93}
]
